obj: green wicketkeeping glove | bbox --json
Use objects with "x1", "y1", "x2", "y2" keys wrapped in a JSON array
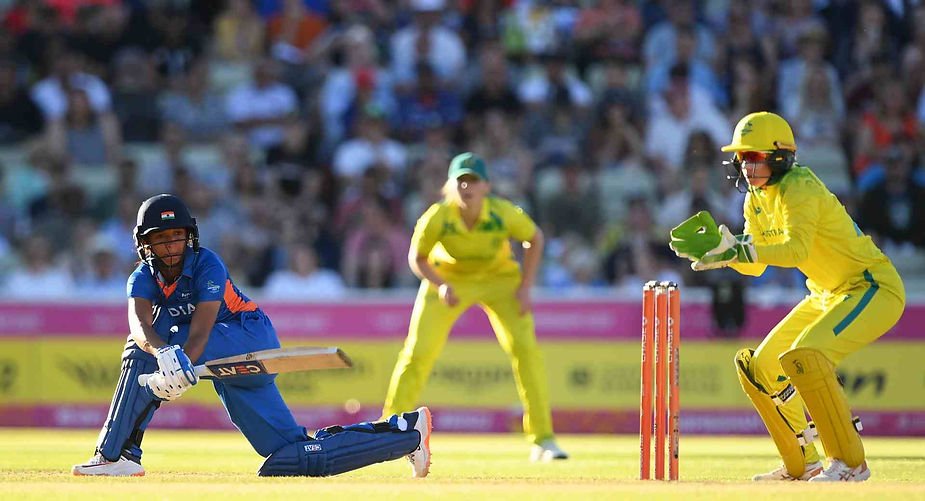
[
  {"x1": 669, "y1": 211, "x2": 721, "y2": 260},
  {"x1": 691, "y1": 225, "x2": 757, "y2": 271}
]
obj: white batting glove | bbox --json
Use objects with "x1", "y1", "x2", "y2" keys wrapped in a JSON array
[
  {"x1": 155, "y1": 345, "x2": 199, "y2": 389},
  {"x1": 145, "y1": 371, "x2": 188, "y2": 401}
]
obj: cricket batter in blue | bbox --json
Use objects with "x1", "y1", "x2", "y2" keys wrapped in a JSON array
[{"x1": 72, "y1": 194, "x2": 432, "y2": 478}]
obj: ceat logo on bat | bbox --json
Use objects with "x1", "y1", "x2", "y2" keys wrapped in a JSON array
[
  {"x1": 210, "y1": 361, "x2": 268, "y2": 377},
  {"x1": 160, "y1": 211, "x2": 176, "y2": 220}
]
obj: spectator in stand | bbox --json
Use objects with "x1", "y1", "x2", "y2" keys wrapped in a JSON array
[
  {"x1": 644, "y1": 64, "x2": 729, "y2": 175},
  {"x1": 642, "y1": 0, "x2": 716, "y2": 74},
  {"x1": 319, "y1": 24, "x2": 396, "y2": 148},
  {"x1": 402, "y1": 152, "x2": 447, "y2": 229},
  {"x1": 111, "y1": 49, "x2": 161, "y2": 143},
  {"x1": 263, "y1": 242, "x2": 346, "y2": 299},
  {"x1": 390, "y1": 0, "x2": 466, "y2": 87},
  {"x1": 601, "y1": 196, "x2": 681, "y2": 293},
  {"x1": 395, "y1": 63, "x2": 463, "y2": 142},
  {"x1": 341, "y1": 197, "x2": 411, "y2": 288},
  {"x1": 467, "y1": 109, "x2": 534, "y2": 208},
  {"x1": 656, "y1": 162, "x2": 726, "y2": 231},
  {"x1": 159, "y1": 58, "x2": 230, "y2": 143},
  {"x1": 776, "y1": 24, "x2": 843, "y2": 126},
  {"x1": 857, "y1": 144, "x2": 925, "y2": 251},
  {"x1": 519, "y1": 50, "x2": 593, "y2": 112},
  {"x1": 772, "y1": 0, "x2": 827, "y2": 61},
  {"x1": 537, "y1": 158, "x2": 601, "y2": 242},
  {"x1": 31, "y1": 46, "x2": 122, "y2": 153},
  {"x1": 14, "y1": 4, "x2": 66, "y2": 69},
  {"x1": 646, "y1": 25, "x2": 726, "y2": 108},
  {"x1": 1, "y1": 233, "x2": 75, "y2": 299},
  {"x1": 75, "y1": 233, "x2": 127, "y2": 298},
  {"x1": 212, "y1": 0, "x2": 266, "y2": 62},
  {"x1": 464, "y1": 43, "x2": 522, "y2": 118},
  {"x1": 727, "y1": 55, "x2": 774, "y2": 126},
  {"x1": 902, "y1": 5, "x2": 925, "y2": 106},
  {"x1": 501, "y1": 0, "x2": 574, "y2": 57},
  {"x1": 781, "y1": 63, "x2": 850, "y2": 195},
  {"x1": 831, "y1": 0, "x2": 900, "y2": 85},
  {"x1": 135, "y1": 122, "x2": 193, "y2": 196},
  {"x1": 225, "y1": 58, "x2": 299, "y2": 151},
  {"x1": 46, "y1": 87, "x2": 122, "y2": 165},
  {"x1": 266, "y1": 0, "x2": 328, "y2": 66},
  {"x1": 851, "y1": 80, "x2": 918, "y2": 178},
  {"x1": 99, "y1": 193, "x2": 145, "y2": 267},
  {"x1": 332, "y1": 105, "x2": 407, "y2": 189},
  {"x1": 0, "y1": 58, "x2": 43, "y2": 143},
  {"x1": 458, "y1": 0, "x2": 511, "y2": 48},
  {"x1": 150, "y1": 5, "x2": 204, "y2": 82},
  {"x1": 719, "y1": 3, "x2": 776, "y2": 94},
  {"x1": 572, "y1": 0, "x2": 642, "y2": 73}
]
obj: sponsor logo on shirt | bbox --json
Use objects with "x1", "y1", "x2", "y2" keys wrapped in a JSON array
[{"x1": 206, "y1": 280, "x2": 221, "y2": 294}]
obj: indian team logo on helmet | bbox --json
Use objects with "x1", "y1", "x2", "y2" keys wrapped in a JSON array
[{"x1": 160, "y1": 210, "x2": 176, "y2": 220}]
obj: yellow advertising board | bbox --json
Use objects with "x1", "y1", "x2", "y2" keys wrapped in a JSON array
[{"x1": 1, "y1": 338, "x2": 922, "y2": 412}]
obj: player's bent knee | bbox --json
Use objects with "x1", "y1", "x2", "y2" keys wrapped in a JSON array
[
  {"x1": 734, "y1": 348, "x2": 812, "y2": 478},
  {"x1": 747, "y1": 348, "x2": 784, "y2": 388},
  {"x1": 258, "y1": 426, "x2": 421, "y2": 477}
]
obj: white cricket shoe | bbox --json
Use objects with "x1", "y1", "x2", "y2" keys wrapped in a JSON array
[
  {"x1": 72, "y1": 453, "x2": 145, "y2": 477},
  {"x1": 407, "y1": 406, "x2": 432, "y2": 478},
  {"x1": 808, "y1": 459, "x2": 871, "y2": 482},
  {"x1": 752, "y1": 461, "x2": 823, "y2": 481},
  {"x1": 530, "y1": 439, "x2": 569, "y2": 462}
]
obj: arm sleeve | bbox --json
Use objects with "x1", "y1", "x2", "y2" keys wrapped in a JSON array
[
  {"x1": 193, "y1": 254, "x2": 228, "y2": 303},
  {"x1": 730, "y1": 195, "x2": 768, "y2": 277},
  {"x1": 127, "y1": 268, "x2": 158, "y2": 300},
  {"x1": 502, "y1": 200, "x2": 538, "y2": 242},
  {"x1": 410, "y1": 204, "x2": 443, "y2": 258},
  {"x1": 752, "y1": 177, "x2": 820, "y2": 267}
]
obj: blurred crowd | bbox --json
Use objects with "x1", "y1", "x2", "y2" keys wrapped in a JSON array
[{"x1": 1, "y1": 0, "x2": 925, "y2": 301}]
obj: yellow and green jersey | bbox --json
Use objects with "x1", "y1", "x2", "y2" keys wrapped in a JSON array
[
  {"x1": 412, "y1": 196, "x2": 537, "y2": 281},
  {"x1": 731, "y1": 166, "x2": 891, "y2": 293}
]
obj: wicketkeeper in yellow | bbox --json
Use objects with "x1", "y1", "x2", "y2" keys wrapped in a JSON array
[
  {"x1": 670, "y1": 112, "x2": 905, "y2": 482},
  {"x1": 382, "y1": 152, "x2": 567, "y2": 461}
]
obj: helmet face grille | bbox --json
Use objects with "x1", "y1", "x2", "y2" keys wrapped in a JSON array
[{"x1": 133, "y1": 194, "x2": 200, "y2": 268}]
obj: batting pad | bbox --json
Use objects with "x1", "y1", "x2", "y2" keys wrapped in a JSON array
[
  {"x1": 258, "y1": 417, "x2": 420, "y2": 477},
  {"x1": 780, "y1": 347, "x2": 865, "y2": 467},
  {"x1": 735, "y1": 349, "x2": 811, "y2": 478}
]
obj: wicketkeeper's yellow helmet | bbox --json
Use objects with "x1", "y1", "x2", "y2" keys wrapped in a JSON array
[{"x1": 722, "y1": 111, "x2": 797, "y2": 153}]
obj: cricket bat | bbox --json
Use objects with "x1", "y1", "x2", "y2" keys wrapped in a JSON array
[{"x1": 137, "y1": 347, "x2": 353, "y2": 386}]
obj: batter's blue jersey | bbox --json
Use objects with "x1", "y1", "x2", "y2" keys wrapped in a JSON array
[{"x1": 127, "y1": 246, "x2": 258, "y2": 340}]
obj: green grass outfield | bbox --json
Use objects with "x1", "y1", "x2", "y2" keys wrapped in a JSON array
[{"x1": 1, "y1": 428, "x2": 923, "y2": 500}]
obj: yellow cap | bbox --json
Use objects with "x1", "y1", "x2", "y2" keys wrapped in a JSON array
[{"x1": 721, "y1": 111, "x2": 797, "y2": 153}]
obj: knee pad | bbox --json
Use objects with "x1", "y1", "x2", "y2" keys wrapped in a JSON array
[
  {"x1": 97, "y1": 349, "x2": 161, "y2": 462},
  {"x1": 735, "y1": 348, "x2": 815, "y2": 478},
  {"x1": 780, "y1": 347, "x2": 865, "y2": 467},
  {"x1": 258, "y1": 420, "x2": 420, "y2": 477}
]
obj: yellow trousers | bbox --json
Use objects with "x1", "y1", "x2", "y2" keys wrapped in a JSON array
[
  {"x1": 382, "y1": 277, "x2": 555, "y2": 444},
  {"x1": 750, "y1": 262, "x2": 905, "y2": 462}
]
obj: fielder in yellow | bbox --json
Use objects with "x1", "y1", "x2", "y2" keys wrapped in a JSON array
[
  {"x1": 670, "y1": 112, "x2": 905, "y2": 482},
  {"x1": 382, "y1": 152, "x2": 567, "y2": 462}
]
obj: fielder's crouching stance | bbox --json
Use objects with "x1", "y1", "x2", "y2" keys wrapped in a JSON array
[
  {"x1": 72, "y1": 194, "x2": 432, "y2": 478},
  {"x1": 670, "y1": 112, "x2": 905, "y2": 482}
]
